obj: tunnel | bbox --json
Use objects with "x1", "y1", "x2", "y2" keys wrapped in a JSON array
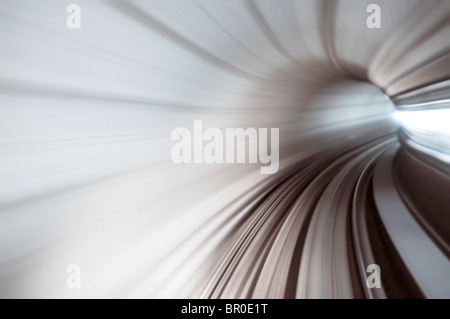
[{"x1": 0, "y1": 0, "x2": 449, "y2": 298}]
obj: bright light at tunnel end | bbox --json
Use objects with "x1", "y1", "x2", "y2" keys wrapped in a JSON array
[{"x1": 393, "y1": 109, "x2": 450, "y2": 135}]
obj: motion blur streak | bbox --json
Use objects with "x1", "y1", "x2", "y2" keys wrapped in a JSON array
[{"x1": 0, "y1": 0, "x2": 449, "y2": 298}]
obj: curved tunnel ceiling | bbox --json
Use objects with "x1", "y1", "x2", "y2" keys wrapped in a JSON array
[{"x1": 0, "y1": 0, "x2": 449, "y2": 298}]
